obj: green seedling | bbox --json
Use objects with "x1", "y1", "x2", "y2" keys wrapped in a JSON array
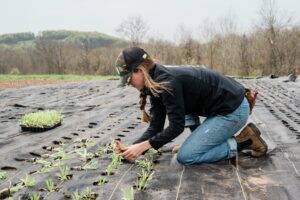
[
  {"x1": 30, "y1": 192, "x2": 41, "y2": 200},
  {"x1": 76, "y1": 148, "x2": 95, "y2": 162},
  {"x1": 106, "y1": 153, "x2": 122, "y2": 175},
  {"x1": 136, "y1": 169, "x2": 154, "y2": 191},
  {"x1": 50, "y1": 149, "x2": 74, "y2": 160},
  {"x1": 0, "y1": 170, "x2": 7, "y2": 180},
  {"x1": 145, "y1": 148, "x2": 158, "y2": 158},
  {"x1": 122, "y1": 186, "x2": 135, "y2": 200},
  {"x1": 75, "y1": 137, "x2": 95, "y2": 147},
  {"x1": 20, "y1": 110, "x2": 63, "y2": 128},
  {"x1": 106, "y1": 163, "x2": 115, "y2": 176},
  {"x1": 82, "y1": 160, "x2": 98, "y2": 170},
  {"x1": 37, "y1": 166, "x2": 54, "y2": 174},
  {"x1": 57, "y1": 166, "x2": 71, "y2": 181},
  {"x1": 81, "y1": 187, "x2": 97, "y2": 200},
  {"x1": 37, "y1": 160, "x2": 61, "y2": 174},
  {"x1": 71, "y1": 190, "x2": 81, "y2": 200},
  {"x1": 33, "y1": 158, "x2": 51, "y2": 167},
  {"x1": 45, "y1": 178, "x2": 55, "y2": 192},
  {"x1": 106, "y1": 138, "x2": 116, "y2": 151},
  {"x1": 21, "y1": 175, "x2": 35, "y2": 187},
  {"x1": 10, "y1": 182, "x2": 24, "y2": 193},
  {"x1": 135, "y1": 158, "x2": 153, "y2": 174},
  {"x1": 97, "y1": 146, "x2": 108, "y2": 155},
  {"x1": 95, "y1": 176, "x2": 107, "y2": 186}
]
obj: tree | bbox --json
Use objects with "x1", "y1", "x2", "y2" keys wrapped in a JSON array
[
  {"x1": 115, "y1": 15, "x2": 149, "y2": 46},
  {"x1": 259, "y1": 0, "x2": 292, "y2": 75}
]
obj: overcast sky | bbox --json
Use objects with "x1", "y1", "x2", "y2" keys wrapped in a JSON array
[{"x1": 0, "y1": 0, "x2": 299, "y2": 39}]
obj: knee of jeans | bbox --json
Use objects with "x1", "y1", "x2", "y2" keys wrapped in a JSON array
[{"x1": 177, "y1": 150, "x2": 194, "y2": 165}]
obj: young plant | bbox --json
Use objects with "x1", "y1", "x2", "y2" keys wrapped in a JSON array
[
  {"x1": 82, "y1": 160, "x2": 98, "y2": 170},
  {"x1": 10, "y1": 182, "x2": 24, "y2": 193},
  {"x1": 135, "y1": 158, "x2": 153, "y2": 174},
  {"x1": 95, "y1": 175, "x2": 108, "y2": 186},
  {"x1": 75, "y1": 137, "x2": 95, "y2": 148},
  {"x1": 106, "y1": 138, "x2": 116, "y2": 151},
  {"x1": 0, "y1": 170, "x2": 7, "y2": 180},
  {"x1": 136, "y1": 169, "x2": 154, "y2": 191},
  {"x1": 76, "y1": 148, "x2": 95, "y2": 162},
  {"x1": 33, "y1": 158, "x2": 51, "y2": 167},
  {"x1": 45, "y1": 178, "x2": 55, "y2": 192},
  {"x1": 50, "y1": 149, "x2": 74, "y2": 160},
  {"x1": 97, "y1": 146, "x2": 108, "y2": 155},
  {"x1": 21, "y1": 175, "x2": 35, "y2": 187},
  {"x1": 145, "y1": 148, "x2": 158, "y2": 158},
  {"x1": 81, "y1": 187, "x2": 93, "y2": 199},
  {"x1": 30, "y1": 192, "x2": 41, "y2": 200},
  {"x1": 122, "y1": 186, "x2": 135, "y2": 200},
  {"x1": 20, "y1": 110, "x2": 63, "y2": 128},
  {"x1": 71, "y1": 190, "x2": 81, "y2": 200},
  {"x1": 37, "y1": 166, "x2": 54, "y2": 174},
  {"x1": 106, "y1": 153, "x2": 122, "y2": 175},
  {"x1": 57, "y1": 166, "x2": 71, "y2": 181}
]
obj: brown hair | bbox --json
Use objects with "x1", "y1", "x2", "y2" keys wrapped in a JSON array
[{"x1": 137, "y1": 57, "x2": 170, "y2": 123}]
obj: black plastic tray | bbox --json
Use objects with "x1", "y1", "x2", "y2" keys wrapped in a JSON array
[{"x1": 20, "y1": 122, "x2": 62, "y2": 132}]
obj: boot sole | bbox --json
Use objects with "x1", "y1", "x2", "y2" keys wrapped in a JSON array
[{"x1": 247, "y1": 123, "x2": 268, "y2": 157}]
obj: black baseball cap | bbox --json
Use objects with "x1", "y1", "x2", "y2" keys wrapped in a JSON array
[{"x1": 115, "y1": 47, "x2": 149, "y2": 87}]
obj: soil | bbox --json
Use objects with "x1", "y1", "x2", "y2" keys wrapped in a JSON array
[
  {"x1": 0, "y1": 77, "x2": 299, "y2": 199},
  {"x1": 0, "y1": 80, "x2": 75, "y2": 89}
]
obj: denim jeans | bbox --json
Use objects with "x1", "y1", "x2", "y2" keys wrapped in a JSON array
[{"x1": 177, "y1": 97, "x2": 250, "y2": 165}]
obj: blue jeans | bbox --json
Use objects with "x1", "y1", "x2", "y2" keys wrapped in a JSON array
[{"x1": 177, "y1": 97, "x2": 250, "y2": 165}]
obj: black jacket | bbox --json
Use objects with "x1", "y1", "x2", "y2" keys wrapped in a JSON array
[{"x1": 133, "y1": 64, "x2": 245, "y2": 149}]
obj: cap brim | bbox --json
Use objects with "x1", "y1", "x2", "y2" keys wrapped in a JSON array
[{"x1": 117, "y1": 73, "x2": 131, "y2": 87}]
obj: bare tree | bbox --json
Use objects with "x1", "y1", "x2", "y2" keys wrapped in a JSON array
[
  {"x1": 35, "y1": 36, "x2": 66, "y2": 74},
  {"x1": 77, "y1": 38, "x2": 91, "y2": 74},
  {"x1": 199, "y1": 19, "x2": 221, "y2": 70},
  {"x1": 259, "y1": 0, "x2": 293, "y2": 75},
  {"x1": 115, "y1": 15, "x2": 149, "y2": 46},
  {"x1": 239, "y1": 34, "x2": 251, "y2": 76}
]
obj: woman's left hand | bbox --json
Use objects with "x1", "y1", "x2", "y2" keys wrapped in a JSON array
[{"x1": 122, "y1": 140, "x2": 152, "y2": 161}]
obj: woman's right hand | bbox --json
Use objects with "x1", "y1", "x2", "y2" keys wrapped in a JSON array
[{"x1": 113, "y1": 139, "x2": 129, "y2": 153}]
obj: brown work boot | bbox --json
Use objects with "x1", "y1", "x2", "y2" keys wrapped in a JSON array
[{"x1": 235, "y1": 123, "x2": 268, "y2": 157}]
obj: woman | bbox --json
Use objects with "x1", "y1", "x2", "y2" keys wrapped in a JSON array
[{"x1": 114, "y1": 46, "x2": 267, "y2": 165}]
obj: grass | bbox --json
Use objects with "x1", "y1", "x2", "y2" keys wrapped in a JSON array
[
  {"x1": 21, "y1": 175, "x2": 35, "y2": 187},
  {"x1": 75, "y1": 148, "x2": 95, "y2": 162},
  {"x1": 106, "y1": 153, "x2": 122, "y2": 175},
  {"x1": 82, "y1": 160, "x2": 98, "y2": 170},
  {"x1": 0, "y1": 170, "x2": 7, "y2": 180},
  {"x1": 136, "y1": 169, "x2": 154, "y2": 191},
  {"x1": 72, "y1": 190, "x2": 81, "y2": 200},
  {"x1": 95, "y1": 176, "x2": 108, "y2": 186},
  {"x1": 50, "y1": 149, "x2": 74, "y2": 160},
  {"x1": 71, "y1": 188, "x2": 96, "y2": 200},
  {"x1": 57, "y1": 166, "x2": 71, "y2": 181},
  {"x1": 30, "y1": 192, "x2": 41, "y2": 200},
  {"x1": 10, "y1": 183, "x2": 24, "y2": 193},
  {"x1": 122, "y1": 186, "x2": 135, "y2": 200},
  {"x1": 135, "y1": 158, "x2": 153, "y2": 174},
  {"x1": 45, "y1": 178, "x2": 55, "y2": 192},
  {"x1": 0, "y1": 74, "x2": 119, "y2": 81},
  {"x1": 20, "y1": 110, "x2": 63, "y2": 128}
]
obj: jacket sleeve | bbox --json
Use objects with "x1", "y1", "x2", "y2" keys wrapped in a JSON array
[
  {"x1": 132, "y1": 95, "x2": 166, "y2": 144},
  {"x1": 148, "y1": 77, "x2": 185, "y2": 149}
]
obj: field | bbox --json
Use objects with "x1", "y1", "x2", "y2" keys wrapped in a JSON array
[{"x1": 0, "y1": 77, "x2": 299, "y2": 199}]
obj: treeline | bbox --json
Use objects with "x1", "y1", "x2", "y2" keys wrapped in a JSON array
[
  {"x1": 0, "y1": 30, "x2": 126, "y2": 75},
  {"x1": 0, "y1": 1, "x2": 299, "y2": 76}
]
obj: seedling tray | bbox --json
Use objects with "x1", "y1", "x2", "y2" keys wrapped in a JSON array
[{"x1": 20, "y1": 121, "x2": 62, "y2": 132}]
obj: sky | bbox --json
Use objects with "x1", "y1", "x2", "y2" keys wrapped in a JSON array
[{"x1": 0, "y1": 0, "x2": 299, "y2": 40}]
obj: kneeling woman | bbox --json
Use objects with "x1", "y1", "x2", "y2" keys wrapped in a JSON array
[{"x1": 114, "y1": 47, "x2": 267, "y2": 165}]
